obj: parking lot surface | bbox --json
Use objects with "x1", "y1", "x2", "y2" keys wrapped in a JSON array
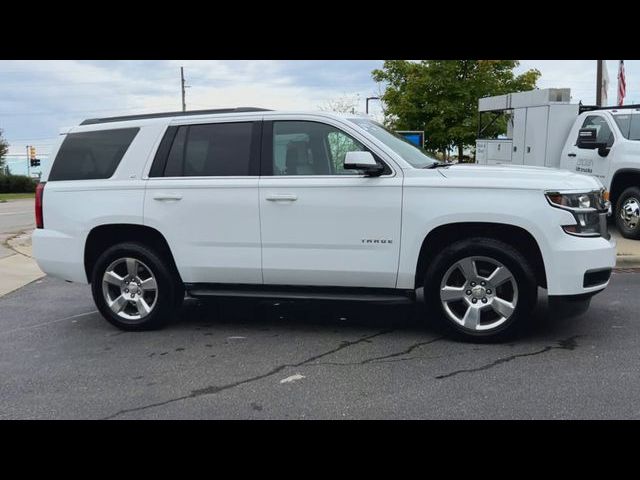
[{"x1": 1, "y1": 272, "x2": 639, "y2": 419}]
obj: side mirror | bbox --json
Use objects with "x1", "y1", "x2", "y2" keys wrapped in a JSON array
[
  {"x1": 344, "y1": 151, "x2": 384, "y2": 176},
  {"x1": 577, "y1": 128, "x2": 607, "y2": 151}
]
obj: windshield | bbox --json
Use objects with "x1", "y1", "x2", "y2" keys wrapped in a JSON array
[{"x1": 348, "y1": 118, "x2": 438, "y2": 168}]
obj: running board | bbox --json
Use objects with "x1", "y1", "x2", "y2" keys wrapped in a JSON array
[{"x1": 185, "y1": 284, "x2": 415, "y2": 304}]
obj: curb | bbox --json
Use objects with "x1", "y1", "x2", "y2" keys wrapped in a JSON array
[
  {"x1": 615, "y1": 255, "x2": 640, "y2": 268},
  {"x1": 0, "y1": 253, "x2": 45, "y2": 297},
  {"x1": 0, "y1": 229, "x2": 44, "y2": 298}
]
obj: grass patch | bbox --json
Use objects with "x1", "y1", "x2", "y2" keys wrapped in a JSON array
[{"x1": 0, "y1": 192, "x2": 35, "y2": 202}]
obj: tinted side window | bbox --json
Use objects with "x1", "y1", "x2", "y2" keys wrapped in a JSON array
[
  {"x1": 580, "y1": 116, "x2": 614, "y2": 147},
  {"x1": 163, "y1": 126, "x2": 187, "y2": 177},
  {"x1": 163, "y1": 122, "x2": 253, "y2": 177},
  {"x1": 272, "y1": 121, "x2": 384, "y2": 176},
  {"x1": 49, "y1": 128, "x2": 139, "y2": 181}
]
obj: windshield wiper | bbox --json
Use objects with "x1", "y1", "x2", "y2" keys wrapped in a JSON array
[{"x1": 424, "y1": 161, "x2": 450, "y2": 169}]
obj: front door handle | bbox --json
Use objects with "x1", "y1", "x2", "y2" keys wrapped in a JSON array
[
  {"x1": 568, "y1": 153, "x2": 577, "y2": 157},
  {"x1": 153, "y1": 193, "x2": 183, "y2": 201},
  {"x1": 266, "y1": 194, "x2": 298, "y2": 202}
]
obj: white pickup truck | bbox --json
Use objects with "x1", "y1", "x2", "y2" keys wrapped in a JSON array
[
  {"x1": 33, "y1": 107, "x2": 616, "y2": 341},
  {"x1": 476, "y1": 88, "x2": 640, "y2": 239}
]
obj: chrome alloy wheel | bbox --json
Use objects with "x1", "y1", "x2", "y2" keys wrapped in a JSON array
[
  {"x1": 439, "y1": 256, "x2": 518, "y2": 331},
  {"x1": 620, "y1": 197, "x2": 640, "y2": 230},
  {"x1": 102, "y1": 257, "x2": 158, "y2": 321}
]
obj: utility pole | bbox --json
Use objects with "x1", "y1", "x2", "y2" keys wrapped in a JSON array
[
  {"x1": 596, "y1": 60, "x2": 603, "y2": 107},
  {"x1": 181, "y1": 66, "x2": 187, "y2": 112}
]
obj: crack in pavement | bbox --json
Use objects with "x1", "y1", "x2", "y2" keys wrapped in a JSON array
[
  {"x1": 2, "y1": 230, "x2": 33, "y2": 259},
  {"x1": 308, "y1": 336, "x2": 444, "y2": 366},
  {"x1": 315, "y1": 347, "x2": 474, "y2": 367},
  {"x1": 0, "y1": 310, "x2": 98, "y2": 336},
  {"x1": 101, "y1": 329, "x2": 394, "y2": 420},
  {"x1": 435, "y1": 335, "x2": 581, "y2": 379}
]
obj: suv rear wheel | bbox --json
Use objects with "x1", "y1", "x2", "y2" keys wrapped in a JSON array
[
  {"x1": 91, "y1": 242, "x2": 182, "y2": 331},
  {"x1": 423, "y1": 237, "x2": 537, "y2": 341}
]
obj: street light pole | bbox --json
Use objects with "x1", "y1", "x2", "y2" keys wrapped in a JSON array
[{"x1": 366, "y1": 96, "x2": 380, "y2": 115}]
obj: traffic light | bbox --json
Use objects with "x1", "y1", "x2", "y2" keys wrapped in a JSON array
[{"x1": 28, "y1": 146, "x2": 40, "y2": 167}]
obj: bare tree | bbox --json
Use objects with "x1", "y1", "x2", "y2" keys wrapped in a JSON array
[{"x1": 319, "y1": 93, "x2": 361, "y2": 114}]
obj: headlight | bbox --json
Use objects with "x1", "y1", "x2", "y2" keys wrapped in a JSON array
[
  {"x1": 546, "y1": 191, "x2": 604, "y2": 210},
  {"x1": 545, "y1": 189, "x2": 609, "y2": 237}
]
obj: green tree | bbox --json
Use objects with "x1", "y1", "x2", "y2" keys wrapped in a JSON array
[
  {"x1": 372, "y1": 60, "x2": 541, "y2": 160},
  {"x1": 0, "y1": 129, "x2": 8, "y2": 174}
]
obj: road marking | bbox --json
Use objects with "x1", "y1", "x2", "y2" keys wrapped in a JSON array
[
  {"x1": 0, "y1": 310, "x2": 98, "y2": 336},
  {"x1": 280, "y1": 373, "x2": 305, "y2": 384}
]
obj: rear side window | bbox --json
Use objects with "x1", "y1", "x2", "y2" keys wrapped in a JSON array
[
  {"x1": 49, "y1": 128, "x2": 139, "y2": 181},
  {"x1": 612, "y1": 114, "x2": 640, "y2": 141},
  {"x1": 614, "y1": 114, "x2": 631, "y2": 139},
  {"x1": 629, "y1": 115, "x2": 640, "y2": 141},
  {"x1": 161, "y1": 122, "x2": 254, "y2": 177}
]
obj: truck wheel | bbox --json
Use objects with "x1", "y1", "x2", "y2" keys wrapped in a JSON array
[
  {"x1": 91, "y1": 242, "x2": 181, "y2": 331},
  {"x1": 615, "y1": 186, "x2": 640, "y2": 239},
  {"x1": 423, "y1": 237, "x2": 537, "y2": 341}
]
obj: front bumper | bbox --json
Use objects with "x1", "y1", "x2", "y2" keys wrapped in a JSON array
[{"x1": 544, "y1": 234, "x2": 616, "y2": 296}]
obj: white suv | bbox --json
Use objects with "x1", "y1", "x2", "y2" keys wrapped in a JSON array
[{"x1": 33, "y1": 108, "x2": 616, "y2": 340}]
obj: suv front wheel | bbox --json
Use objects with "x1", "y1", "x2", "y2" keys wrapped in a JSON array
[
  {"x1": 91, "y1": 242, "x2": 182, "y2": 331},
  {"x1": 423, "y1": 237, "x2": 537, "y2": 341}
]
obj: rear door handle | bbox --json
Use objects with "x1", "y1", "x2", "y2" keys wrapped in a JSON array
[
  {"x1": 153, "y1": 193, "x2": 183, "y2": 201},
  {"x1": 266, "y1": 194, "x2": 298, "y2": 202},
  {"x1": 568, "y1": 153, "x2": 577, "y2": 157}
]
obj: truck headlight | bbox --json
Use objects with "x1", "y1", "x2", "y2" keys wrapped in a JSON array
[{"x1": 545, "y1": 189, "x2": 609, "y2": 238}]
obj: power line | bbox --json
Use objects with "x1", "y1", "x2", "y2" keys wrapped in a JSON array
[
  {"x1": 4, "y1": 136, "x2": 58, "y2": 142},
  {"x1": 0, "y1": 79, "x2": 176, "y2": 88},
  {"x1": 0, "y1": 103, "x2": 184, "y2": 117}
]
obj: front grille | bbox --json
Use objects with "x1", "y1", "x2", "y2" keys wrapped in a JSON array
[{"x1": 583, "y1": 268, "x2": 612, "y2": 288}]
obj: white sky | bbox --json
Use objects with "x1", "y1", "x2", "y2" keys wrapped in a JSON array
[{"x1": 0, "y1": 60, "x2": 634, "y2": 164}]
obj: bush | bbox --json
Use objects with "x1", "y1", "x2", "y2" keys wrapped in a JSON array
[{"x1": 0, "y1": 174, "x2": 37, "y2": 193}]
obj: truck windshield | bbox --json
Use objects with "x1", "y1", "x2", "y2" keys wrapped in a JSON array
[{"x1": 348, "y1": 118, "x2": 438, "y2": 168}]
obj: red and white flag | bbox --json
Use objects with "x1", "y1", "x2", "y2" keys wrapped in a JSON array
[{"x1": 617, "y1": 60, "x2": 626, "y2": 106}]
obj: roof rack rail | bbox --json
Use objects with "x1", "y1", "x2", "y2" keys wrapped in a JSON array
[
  {"x1": 80, "y1": 107, "x2": 272, "y2": 125},
  {"x1": 579, "y1": 104, "x2": 640, "y2": 114}
]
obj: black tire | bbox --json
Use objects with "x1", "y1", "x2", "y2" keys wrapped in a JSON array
[
  {"x1": 91, "y1": 242, "x2": 182, "y2": 331},
  {"x1": 423, "y1": 237, "x2": 537, "y2": 342},
  {"x1": 615, "y1": 186, "x2": 640, "y2": 239}
]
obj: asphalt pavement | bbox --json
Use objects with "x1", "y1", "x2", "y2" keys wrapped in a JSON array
[{"x1": 1, "y1": 271, "x2": 640, "y2": 419}]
